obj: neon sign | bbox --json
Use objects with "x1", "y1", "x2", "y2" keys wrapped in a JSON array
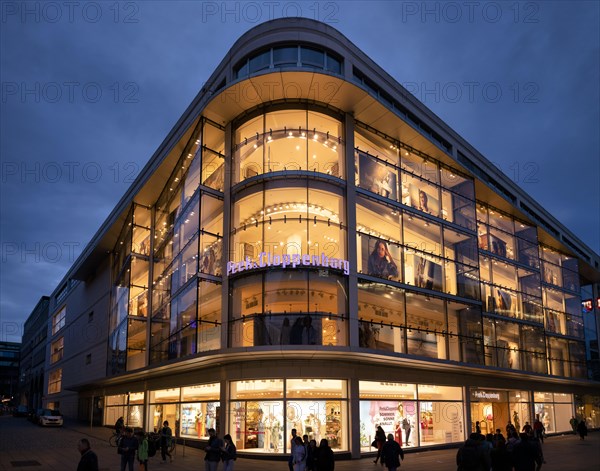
[{"x1": 227, "y1": 252, "x2": 350, "y2": 276}]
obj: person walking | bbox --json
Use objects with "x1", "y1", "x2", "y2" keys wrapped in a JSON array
[
  {"x1": 373, "y1": 426, "x2": 386, "y2": 464},
  {"x1": 205, "y1": 428, "x2": 224, "y2": 471},
  {"x1": 381, "y1": 433, "x2": 404, "y2": 471},
  {"x1": 135, "y1": 431, "x2": 149, "y2": 471},
  {"x1": 512, "y1": 433, "x2": 542, "y2": 471},
  {"x1": 577, "y1": 419, "x2": 588, "y2": 440},
  {"x1": 306, "y1": 439, "x2": 317, "y2": 471},
  {"x1": 77, "y1": 438, "x2": 99, "y2": 471},
  {"x1": 221, "y1": 433, "x2": 237, "y2": 471},
  {"x1": 118, "y1": 427, "x2": 138, "y2": 471},
  {"x1": 456, "y1": 433, "x2": 490, "y2": 471},
  {"x1": 315, "y1": 438, "x2": 335, "y2": 471},
  {"x1": 160, "y1": 420, "x2": 173, "y2": 463},
  {"x1": 533, "y1": 417, "x2": 545, "y2": 443},
  {"x1": 490, "y1": 438, "x2": 511, "y2": 471},
  {"x1": 569, "y1": 416, "x2": 578, "y2": 434}
]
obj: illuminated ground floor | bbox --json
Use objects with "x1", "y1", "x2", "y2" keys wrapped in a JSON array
[{"x1": 82, "y1": 356, "x2": 600, "y2": 457}]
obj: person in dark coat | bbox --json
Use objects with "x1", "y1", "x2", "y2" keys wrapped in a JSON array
[
  {"x1": 118, "y1": 427, "x2": 138, "y2": 471},
  {"x1": 381, "y1": 433, "x2": 404, "y2": 471},
  {"x1": 315, "y1": 438, "x2": 335, "y2": 471},
  {"x1": 456, "y1": 433, "x2": 490, "y2": 471},
  {"x1": 577, "y1": 420, "x2": 588, "y2": 440},
  {"x1": 490, "y1": 437, "x2": 511, "y2": 471},
  {"x1": 77, "y1": 438, "x2": 99, "y2": 471},
  {"x1": 511, "y1": 433, "x2": 542, "y2": 471},
  {"x1": 373, "y1": 426, "x2": 386, "y2": 464}
]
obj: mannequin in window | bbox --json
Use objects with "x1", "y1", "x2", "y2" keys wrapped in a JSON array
[{"x1": 368, "y1": 240, "x2": 399, "y2": 279}]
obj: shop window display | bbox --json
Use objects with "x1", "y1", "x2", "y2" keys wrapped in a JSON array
[
  {"x1": 229, "y1": 379, "x2": 346, "y2": 453},
  {"x1": 359, "y1": 382, "x2": 462, "y2": 448}
]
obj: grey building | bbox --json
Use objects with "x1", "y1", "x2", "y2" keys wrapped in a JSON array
[{"x1": 19, "y1": 296, "x2": 50, "y2": 410}]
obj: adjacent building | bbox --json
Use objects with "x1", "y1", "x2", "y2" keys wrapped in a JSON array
[
  {"x1": 18, "y1": 296, "x2": 50, "y2": 410},
  {"x1": 0, "y1": 341, "x2": 21, "y2": 406},
  {"x1": 39, "y1": 19, "x2": 600, "y2": 456}
]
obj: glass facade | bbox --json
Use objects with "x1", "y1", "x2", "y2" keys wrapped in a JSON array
[{"x1": 78, "y1": 24, "x2": 597, "y2": 458}]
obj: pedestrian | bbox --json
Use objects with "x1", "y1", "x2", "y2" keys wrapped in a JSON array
[
  {"x1": 577, "y1": 419, "x2": 588, "y2": 440},
  {"x1": 512, "y1": 433, "x2": 542, "y2": 471},
  {"x1": 292, "y1": 436, "x2": 307, "y2": 471},
  {"x1": 373, "y1": 425, "x2": 386, "y2": 464},
  {"x1": 456, "y1": 432, "x2": 490, "y2": 471},
  {"x1": 381, "y1": 433, "x2": 404, "y2": 471},
  {"x1": 77, "y1": 438, "x2": 99, "y2": 471},
  {"x1": 160, "y1": 420, "x2": 173, "y2": 463},
  {"x1": 490, "y1": 437, "x2": 511, "y2": 471},
  {"x1": 522, "y1": 422, "x2": 533, "y2": 437},
  {"x1": 306, "y1": 439, "x2": 317, "y2": 471},
  {"x1": 221, "y1": 433, "x2": 237, "y2": 471},
  {"x1": 475, "y1": 421, "x2": 481, "y2": 435},
  {"x1": 315, "y1": 438, "x2": 335, "y2": 471},
  {"x1": 135, "y1": 431, "x2": 148, "y2": 471},
  {"x1": 288, "y1": 428, "x2": 300, "y2": 471},
  {"x1": 533, "y1": 417, "x2": 545, "y2": 443},
  {"x1": 118, "y1": 427, "x2": 138, "y2": 471},
  {"x1": 205, "y1": 428, "x2": 224, "y2": 471},
  {"x1": 115, "y1": 416, "x2": 125, "y2": 436},
  {"x1": 493, "y1": 428, "x2": 505, "y2": 445},
  {"x1": 569, "y1": 416, "x2": 578, "y2": 435}
]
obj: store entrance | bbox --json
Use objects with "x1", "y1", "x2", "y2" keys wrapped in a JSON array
[{"x1": 470, "y1": 402, "x2": 508, "y2": 435}]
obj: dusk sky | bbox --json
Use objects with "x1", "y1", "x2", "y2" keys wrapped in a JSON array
[{"x1": 1, "y1": 1, "x2": 599, "y2": 343}]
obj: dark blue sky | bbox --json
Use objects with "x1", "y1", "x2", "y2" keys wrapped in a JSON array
[{"x1": 1, "y1": 1, "x2": 599, "y2": 343}]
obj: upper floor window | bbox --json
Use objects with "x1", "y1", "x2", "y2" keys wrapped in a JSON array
[
  {"x1": 234, "y1": 44, "x2": 342, "y2": 79},
  {"x1": 48, "y1": 368, "x2": 62, "y2": 394},
  {"x1": 52, "y1": 307, "x2": 66, "y2": 335},
  {"x1": 50, "y1": 337, "x2": 64, "y2": 364}
]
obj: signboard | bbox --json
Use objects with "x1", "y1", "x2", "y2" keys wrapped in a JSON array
[{"x1": 227, "y1": 252, "x2": 350, "y2": 276}]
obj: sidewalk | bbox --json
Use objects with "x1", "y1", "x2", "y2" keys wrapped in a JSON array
[{"x1": 1, "y1": 415, "x2": 599, "y2": 470}]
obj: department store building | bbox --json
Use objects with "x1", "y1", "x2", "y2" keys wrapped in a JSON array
[{"x1": 41, "y1": 19, "x2": 600, "y2": 457}]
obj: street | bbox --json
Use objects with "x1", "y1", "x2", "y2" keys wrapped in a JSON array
[{"x1": 1, "y1": 415, "x2": 598, "y2": 470}]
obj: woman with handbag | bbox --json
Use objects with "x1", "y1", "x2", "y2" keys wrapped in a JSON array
[{"x1": 373, "y1": 426, "x2": 386, "y2": 464}]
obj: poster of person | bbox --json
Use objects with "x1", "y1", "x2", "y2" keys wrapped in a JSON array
[
  {"x1": 414, "y1": 255, "x2": 443, "y2": 291},
  {"x1": 199, "y1": 239, "x2": 222, "y2": 276},
  {"x1": 359, "y1": 153, "x2": 398, "y2": 200},
  {"x1": 408, "y1": 184, "x2": 439, "y2": 216},
  {"x1": 363, "y1": 237, "x2": 400, "y2": 280}
]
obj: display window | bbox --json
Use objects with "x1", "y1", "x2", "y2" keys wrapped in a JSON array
[
  {"x1": 234, "y1": 109, "x2": 344, "y2": 184},
  {"x1": 356, "y1": 151, "x2": 399, "y2": 200},
  {"x1": 547, "y1": 336, "x2": 570, "y2": 376},
  {"x1": 358, "y1": 282, "x2": 405, "y2": 352},
  {"x1": 575, "y1": 394, "x2": 600, "y2": 429},
  {"x1": 229, "y1": 271, "x2": 347, "y2": 348},
  {"x1": 231, "y1": 182, "x2": 346, "y2": 263},
  {"x1": 229, "y1": 379, "x2": 347, "y2": 453},
  {"x1": 360, "y1": 382, "x2": 462, "y2": 449},
  {"x1": 180, "y1": 402, "x2": 220, "y2": 439},
  {"x1": 406, "y1": 296, "x2": 446, "y2": 360},
  {"x1": 354, "y1": 127, "x2": 400, "y2": 167},
  {"x1": 104, "y1": 392, "x2": 144, "y2": 428},
  {"x1": 534, "y1": 392, "x2": 573, "y2": 433},
  {"x1": 470, "y1": 388, "x2": 529, "y2": 435}
]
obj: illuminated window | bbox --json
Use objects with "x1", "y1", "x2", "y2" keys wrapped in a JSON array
[
  {"x1": 50, "y1": 337, "x2": 64, "y2": 364},
  {"x1": 48, "y1": 368, "x2": 62, "y2": 394}
]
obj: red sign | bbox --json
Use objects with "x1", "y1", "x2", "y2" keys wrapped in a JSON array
[{"x1": 582, "y1": 299, "x2": 593, "y2": 313}]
